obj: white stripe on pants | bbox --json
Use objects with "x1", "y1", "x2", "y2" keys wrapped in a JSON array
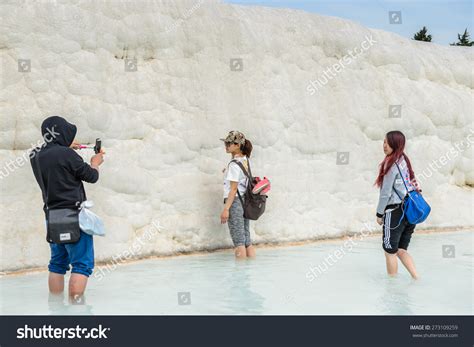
[{"x1": 384, "y1": 211, "x2": 392, "y2": 249}]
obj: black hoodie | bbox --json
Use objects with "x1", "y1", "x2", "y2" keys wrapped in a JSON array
[{"x1": 30, "y1": 116, "x2": 99, "y2": 211}]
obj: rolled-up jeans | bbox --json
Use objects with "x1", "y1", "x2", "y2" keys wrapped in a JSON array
[{"x1": 48, "y1": 231, "x2": 94, "y2": 277}]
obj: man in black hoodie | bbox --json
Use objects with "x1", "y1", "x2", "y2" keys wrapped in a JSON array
[{"x1": 31, "y1": 116, "x2": 104, "y2": 303}]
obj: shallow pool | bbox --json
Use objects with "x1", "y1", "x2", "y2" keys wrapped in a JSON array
[{"x1": 1, "y1": 230, "x2": 472, "y2": 315}]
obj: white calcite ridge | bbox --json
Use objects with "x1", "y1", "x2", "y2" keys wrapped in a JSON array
[{"x1": 0, "y1": 0, "x2": 472, "y2": 271}]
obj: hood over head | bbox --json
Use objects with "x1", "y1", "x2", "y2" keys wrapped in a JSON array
[{"x1": 41, "y1": 116, "x2": 77, "y2": 147}]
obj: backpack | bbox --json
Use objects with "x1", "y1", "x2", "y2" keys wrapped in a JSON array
[
  {"x1": 394, "y1": 163, "x2": 431, "y2": 224},
  {"x1": 230, "y1": 159, "x2": 268, "y2": 220}
]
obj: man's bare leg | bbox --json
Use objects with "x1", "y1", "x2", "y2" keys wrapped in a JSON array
[
  {"x1": 69, "y1": 273, "x2": 88, "y2": 304},
  {"x1": 48, "y1": 272, "x2": 65, "y2": 294}
]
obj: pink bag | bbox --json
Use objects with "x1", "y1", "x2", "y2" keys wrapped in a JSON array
[{"x1": 252, "y1": 177, "x2": 271, "y2": 195}]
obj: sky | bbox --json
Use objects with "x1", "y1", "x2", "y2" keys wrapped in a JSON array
[{"x1": 225, "y1": 0, "x2": 473, "y2": 45}]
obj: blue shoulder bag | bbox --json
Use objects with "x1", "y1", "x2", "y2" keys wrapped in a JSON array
[{"x1": 394, "y1": 163, "x2": 431, "y2": 224}]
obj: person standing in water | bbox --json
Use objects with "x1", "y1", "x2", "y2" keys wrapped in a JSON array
[
  {"x1": 220, "y1": 131, "x2": 256, "y2": 259},
  {"x1": 375, "y1": 130, "x2": 419, "y2": 279},
  {"x1": 30, "y1": 116, "x2": 105, "y2": 304}
]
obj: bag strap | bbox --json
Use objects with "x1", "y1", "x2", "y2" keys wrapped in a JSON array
[
  {"x1": 393, "y1": 187, "x2": 404, "y2": 201},
  {"x1": 236, "y1": 188, "x2": 245, "y2": 208},
  {"x1": 394, "y1": 162, "x2": 410, "y2": 199},
  {"x1": 230, "y1": 159, "x2": 252, "y2": 180},
  {"x1": 390, "y1": 163, "x2": 408, "y2": 229},
  {"x1": 246, "y1": 159, "x2": 253, "y2": 178},
  {"x1": 34, "y1": 153, "x2": 49, "y2": 210},
  {"x1": 229, "y1": 158, "x2": 252, "y2": 208}
]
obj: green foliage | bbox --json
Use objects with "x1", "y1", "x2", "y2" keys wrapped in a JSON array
[
  {"x1": 450, "y1": 28, "x2": 473, "y2": 46},
  {"x1": 413, "y1": 26, "x2": 432, "y2": 42}
]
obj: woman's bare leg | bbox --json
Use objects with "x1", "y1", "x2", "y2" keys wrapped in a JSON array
[
  {"x1": 397, "y1": 249, "x2": 418, "y2": 279},
  {"x1": 384, "y1": 252, "x2": 398, "y2": 276},
  {"x1": 234, "y1": 246, "x2": 247, "y2": 259},
  {"x1": 246, "y1": 245, "x2": 256, "y2": 258}
]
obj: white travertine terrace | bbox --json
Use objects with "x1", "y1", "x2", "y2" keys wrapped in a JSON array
[{"x1": 0, "y1": 0, "x2": 472, "y2": 271}]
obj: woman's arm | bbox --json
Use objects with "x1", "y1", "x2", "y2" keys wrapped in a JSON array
[
  {"x1": 221, "y1": 181, "x2": 239, "y2": 224},
  {"x1": 376, "y1": 166, "x2": 397, "y2": 218}
]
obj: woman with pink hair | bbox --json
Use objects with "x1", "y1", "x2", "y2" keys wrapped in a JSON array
[{"x1": 375, "y1": 130, "x2": 419, "y2": 279}]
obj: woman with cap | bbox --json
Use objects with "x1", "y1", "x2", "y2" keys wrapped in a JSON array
[{"x1": 220, "y1": 131, "x2": 255, "y2": 259}]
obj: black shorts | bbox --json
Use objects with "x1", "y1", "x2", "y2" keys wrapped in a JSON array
[{"x1": 382, "y1": 204, "x2": 416, "y2": 254}]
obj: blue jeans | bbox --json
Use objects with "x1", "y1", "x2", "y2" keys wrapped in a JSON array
[{"x1": 48, "y1": 231, "x2": 94, "y2": 277}]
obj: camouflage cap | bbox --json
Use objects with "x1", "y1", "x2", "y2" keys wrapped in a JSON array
[{"x1": 220, "y1": 130, "x2": 246, "y2": 145}]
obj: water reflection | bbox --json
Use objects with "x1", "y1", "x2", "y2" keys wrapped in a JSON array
[
  {"x1": 48, "y1": 292, "x2": 94, "y2": 315},
  {"x1": 224, "y1": 260, "x2": 265, "y2": 314},
  {"x1": 378, "y1": 275, "x2": 415, "y2": 315},
  {"x1": 0, "y1": 231, "x2": 471, "y2": 315}
]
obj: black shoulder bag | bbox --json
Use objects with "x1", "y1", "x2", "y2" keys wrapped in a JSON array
[
  {"x1": 34, "y1": 154, "x2": 81, "y2": 244},
  {"x1": 231, "y1": 159, "x2": 267, "y2": 220}
]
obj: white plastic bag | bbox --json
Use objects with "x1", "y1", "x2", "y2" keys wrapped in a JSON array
[{"x1": 79, "y1": 201, "x2": 105, "y2": 237}]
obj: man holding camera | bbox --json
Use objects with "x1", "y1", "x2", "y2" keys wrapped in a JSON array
[{"x1": 30, "y1": 116, "x2": 104, "y2": 304}]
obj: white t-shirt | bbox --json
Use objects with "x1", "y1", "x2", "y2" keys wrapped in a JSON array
[{"x1": 223, "y1": 156, "x2": 249, "y2": 198}]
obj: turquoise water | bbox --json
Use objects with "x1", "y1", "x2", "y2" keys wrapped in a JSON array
[{"x1": 1, "y1": 231, "x2": 472, "y2": 315}]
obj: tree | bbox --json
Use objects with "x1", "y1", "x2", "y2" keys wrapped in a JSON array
[
  {"x1": 450, "y1": 28, "x2": 474, "y2": 46},
  {"x1": 413, "y1": 26, "x2": 432, "y2": 42}
]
